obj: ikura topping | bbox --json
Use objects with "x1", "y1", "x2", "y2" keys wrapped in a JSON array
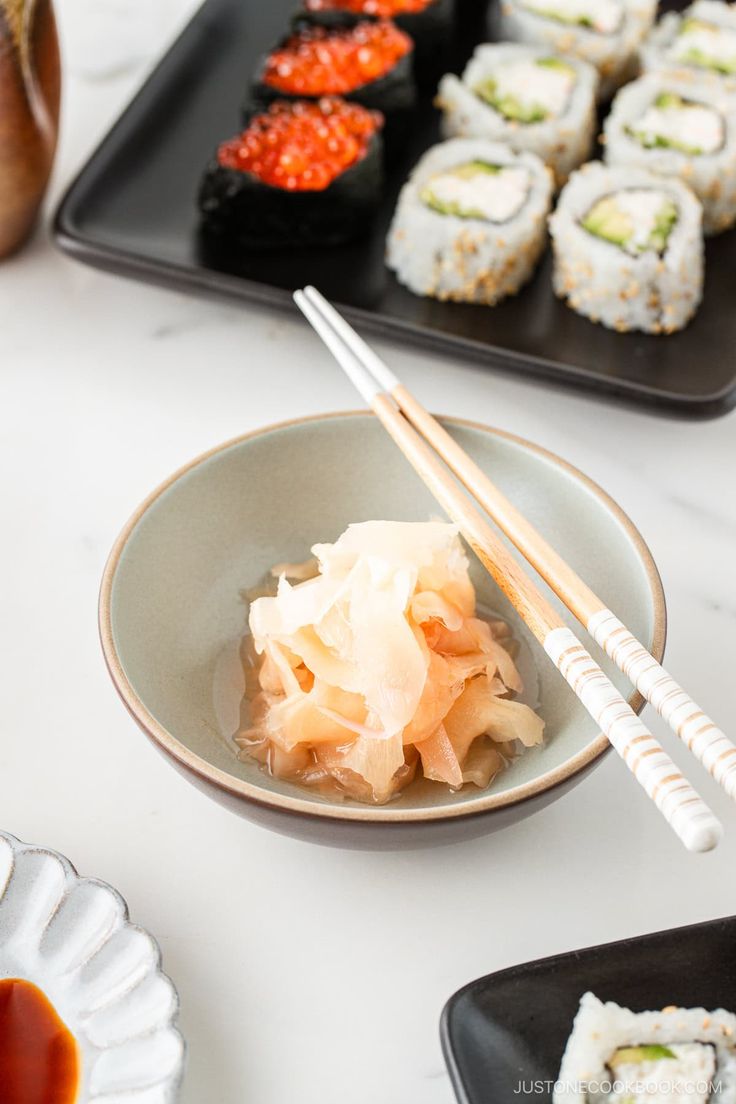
[
  {"x1": 305, "y1": 0, "x2": 434, "y2": 14},
  {"x1": 262, "y1": 21, "x2": 412, "y2": 96},
  {"x1": 217, "y1": 98, "x2": 382, "y2": 191}
]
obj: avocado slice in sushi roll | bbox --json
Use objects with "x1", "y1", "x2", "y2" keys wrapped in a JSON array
[
  {"x1": 581, "y1": 190, "x2": 678, "y2": 254},
  {"x1": 248, "y1": 19, "x2": 416, "y2": 157},
  {"x1": 608, "y1": 1044, "x2": 677, "y2": 1066},
  {"x1": 301, "y1": 0, "x2": 454, "y2": 87},
  {"x1": 420, "y1": 160, "x2": 532, "y2": 221},
  {"x1": 198, "y1": 98, "x2": 384, "y2": 249},
  {"x1": 674, "y1": 16, "x2": 736, "y2": 75},
  {"x1": 627, "y1": 92, "x2": 725, "y2": 156}
]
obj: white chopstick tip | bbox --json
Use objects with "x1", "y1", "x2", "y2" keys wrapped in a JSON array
[
  {"x1": 302, "y1": 286, "x2": 401, "y2": 393},
  {"x1": 294, "y1": 288, "x2": 381, "y2": 404},
  {"x1": 681, "y1": 816, "x2": 723, "y2": 854},
  {"x1": 293, "y1": 289, "x2": 308, "y2": 316}
]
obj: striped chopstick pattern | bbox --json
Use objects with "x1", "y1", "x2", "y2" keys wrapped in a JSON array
[
  {"x1": 588, "y1": 610, "x2": 736, "y2": 799},
  {"x1": 546, "y1": 627, "x2": 720, "y2": 852}
]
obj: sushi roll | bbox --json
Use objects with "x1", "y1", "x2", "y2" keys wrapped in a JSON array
[
  {"x1": 549, "y1": 162, "x2": 704, "y2": 333},
  {"x1": 248, "y1": 18, "x2": 416, "y2": 154},
  {"x1": 604, "y1": 71, "x2": 736, "y2": 234},
  {"x1": 301, "y1": 0, "x2": 455, "y2": 87},
  {"x1": 386, "y1": 137, "x2": 553, "y2": 303},
  {"x1": 497, "y1": 0, "x2": 658, "y2": 98},
  {"x1": 641, "y1": 0, "x2": 736, "y2": 84},
  {"x1": 198, "y1": 98, "x2": 384, "y2": 249},
  {"x1": 554, "y1": 992, "x2": 736, "y2": 1103},
  {"x1": 437, "y1": 44, "x2": 599, "y2": 185}
]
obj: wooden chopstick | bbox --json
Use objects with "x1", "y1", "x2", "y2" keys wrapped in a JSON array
[
  {"x1": 294, "y1": 288, "x2": 723, "y2": 853},
  {"x1": 302, "y1": 285, "x2": 736, "y2": 805}
]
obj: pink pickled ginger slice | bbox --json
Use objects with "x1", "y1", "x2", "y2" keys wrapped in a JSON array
[{"x1": 243, "y1": 521, "x2": 544, "y2": 804}]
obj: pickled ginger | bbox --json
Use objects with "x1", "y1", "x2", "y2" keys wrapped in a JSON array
[{"x1": 237, "y1": 521, "x2": 544, "y2": 804}]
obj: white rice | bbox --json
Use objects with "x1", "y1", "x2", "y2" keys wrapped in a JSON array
[
  {"x1": 497, "y1": 0, "x2": 657, "y2": 97},
  {"x1": 549, "y1": 161, "x2": 704, "y2": 333},
  {"x1": 604, "y1": 70, "x2": 736, "y2": 233},
  {"x1": 437, "y1": 44, "x2": 599, "y2": 185},
  {"x1": 554, "y1": 992, "x2": 736, "y2": 1103},
  {"x1": 641, "y1": 0, "x2": 736, "y2": 86},
  {"x1": 386, "y1": 138, "x2": 553, "y2": 304}
]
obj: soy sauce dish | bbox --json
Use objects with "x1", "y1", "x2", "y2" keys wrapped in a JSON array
[
  {"x1": 99, "y1": 412, "x2": 665, "y2": 849},
  {"x1": 0, "y1": 831, "x2": 184, "y2": 1103}
]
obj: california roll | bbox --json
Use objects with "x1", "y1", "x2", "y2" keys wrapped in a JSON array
[
  {"x1": 198, "y1": 98, "x2": 384, "y2": 248},
  {"x1": 437, "y1": 44, "x2": 598, "y2": 185},
  {"x1": 387, "y1": 138, "x2": 553, "y2": 303},
  {"x1": 554, "y1": 992, "x2": 736, "y2": 1104},
  {"x1": 641, "y1": 0, "x2": 736, "y2": 84},
  {"x1": 604, "y1": 71, "x2": 736, "y2": 234},
  {"x1": 549, "y1": 162, "x2": 704, "y2": 333},
  {"x1": 498, "y1": 0, "x2": 657, "y2": 98}
]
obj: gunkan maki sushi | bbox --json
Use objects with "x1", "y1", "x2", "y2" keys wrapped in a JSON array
[
  {"x1": 248, "y1": 19, "x2": 416, "y2": 154},
  {"x1": 198, "y1": 98, "x2": 384, "y2": 249},
  {"x1": 301, "y1": 0, "x2": 455, "y2": 87}
]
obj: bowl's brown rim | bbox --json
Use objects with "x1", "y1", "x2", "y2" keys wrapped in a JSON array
[{"x1": 99, "y1": 410, "x2": 666, "y2": 825}]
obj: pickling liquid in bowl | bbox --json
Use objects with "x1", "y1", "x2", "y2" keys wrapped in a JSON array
[
  {"x1": 212, "y1": 572, "x2": 542, "y2": 805},
  {"x1": 0, "y1": 978, "x2": 79, "y2": 1104}
]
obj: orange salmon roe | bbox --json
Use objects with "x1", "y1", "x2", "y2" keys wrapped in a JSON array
[
  {"x1": 262, "y1": 21, "x2": 412, "y2": 96},
  {"x1": 305, "y1": 0, "x2": 433, "y2": 12},
  {"x1": 217, "y1": 98, "x2": 382, "y2": 191}
]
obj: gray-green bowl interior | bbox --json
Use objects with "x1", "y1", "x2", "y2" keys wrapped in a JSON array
[{"x1": 110, "y1": 414, "x2": 660, "y2": 813}]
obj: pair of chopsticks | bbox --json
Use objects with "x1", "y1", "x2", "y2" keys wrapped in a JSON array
[{"x1": 294, "y1": 285, "x2": 734, "y2": 853}]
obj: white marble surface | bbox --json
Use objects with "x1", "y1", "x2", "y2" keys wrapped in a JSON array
[{"x1": 2, "y1": 2, "x2": 736, "y2": 1101}]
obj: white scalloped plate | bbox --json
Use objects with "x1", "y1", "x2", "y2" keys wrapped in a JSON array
[{"x1": 0, "y1": 830, "x2": 185, "y2": 1102}]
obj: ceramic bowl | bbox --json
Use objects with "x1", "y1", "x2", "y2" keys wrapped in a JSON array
[
  {"x1": 0, "y1": 830, "x2": 184, "y2": 1101},
  {"x1": 99, "y1": 412, "x2": 665, "y2": 849}
]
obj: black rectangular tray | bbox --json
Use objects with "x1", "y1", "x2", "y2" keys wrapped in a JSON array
[
  {"x1": 441, "y1": 914, "x2": 736, "y2": 1103},
  {"x1": 53, "y1": 0, "x2": 736, "y2": 418}
]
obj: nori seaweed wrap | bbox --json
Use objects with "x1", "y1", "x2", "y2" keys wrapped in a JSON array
[
  {"x1": 301, "y1": 0, "x2": 456, "y2": 87},
  {"x1": 198, "y1": 98, "x2": 384, "y2": 250},
  {"x1": 247, "y1": 18, "x2": 416, "y2": 158},
  {"x1": 456, "y1": 0, "x2": 490, "y2": 40}
]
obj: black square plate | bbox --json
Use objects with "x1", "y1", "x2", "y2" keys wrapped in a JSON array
[
  {"x1": 441, "y1": 914, "x2": 736, "y2": 1103},
  {"x1": 53, "y1": 0, "x2": 736, "y2": 418}
]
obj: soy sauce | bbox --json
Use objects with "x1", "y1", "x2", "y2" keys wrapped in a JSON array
[{"x1": 0, "y1": 978, "x2": 79, "y2": 1103}]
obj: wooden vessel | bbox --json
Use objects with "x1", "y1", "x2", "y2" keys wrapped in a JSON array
[{"x1": 0, "y1": 0, "x2": 61, "y2": 257}]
